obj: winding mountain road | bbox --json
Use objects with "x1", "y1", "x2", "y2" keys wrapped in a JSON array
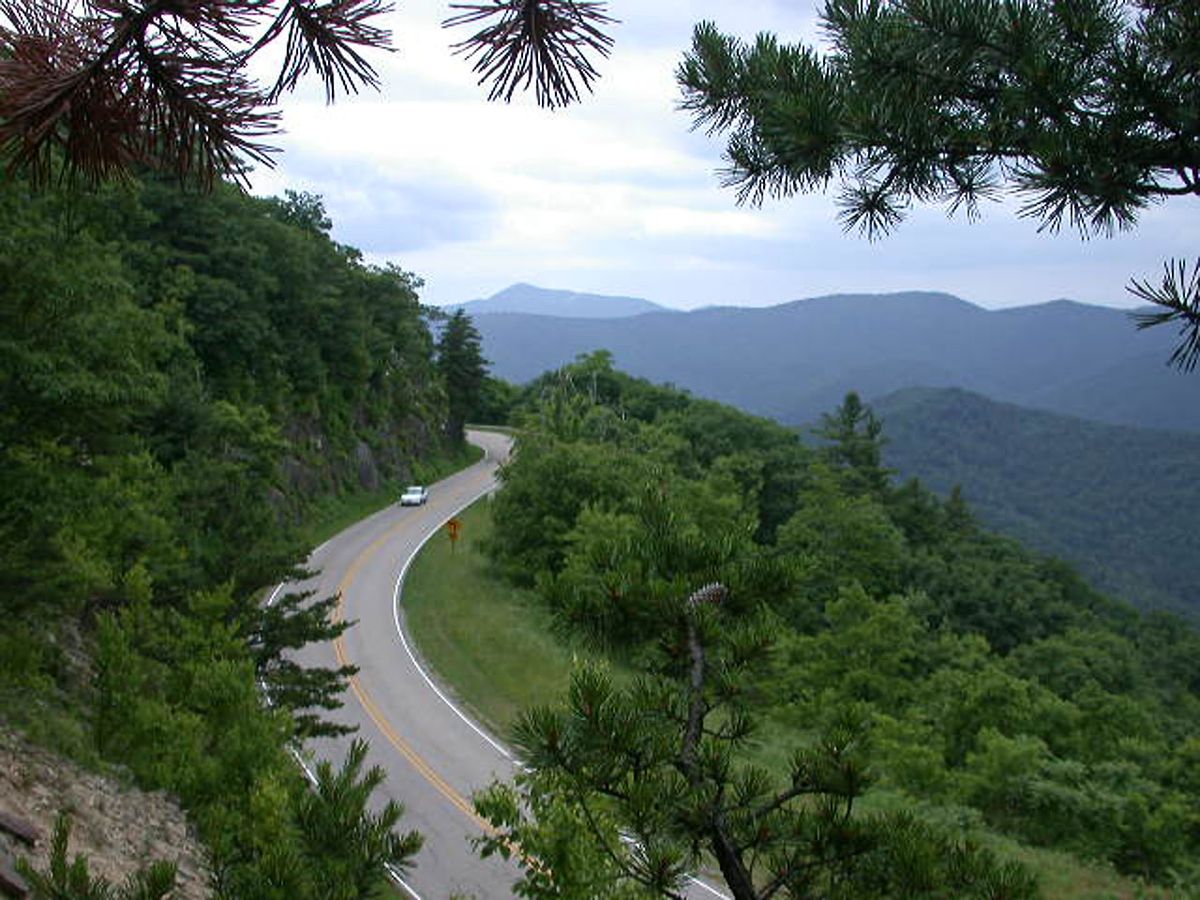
[
  {"x1": 286, "y1": 429, "x2": 520, "y2": 898},
  {"x1": 284, "y1": 429, "x2": 727, "y2": 899}
]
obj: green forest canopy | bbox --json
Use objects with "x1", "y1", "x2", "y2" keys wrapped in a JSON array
[
  {"x1": 477, "y1": 354, "x2": 1200, "y2": 895},
  {"x1": 0, "y1": 171, "x2": 472, "y2": 895},
  {"x1": 875, "y1": 386, "x2": 1200, "y2": 620}
]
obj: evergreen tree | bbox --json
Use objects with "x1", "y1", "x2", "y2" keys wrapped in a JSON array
[
  {"x1": 17, "y1": 812, "x2": 176, "y2": 900},
  {"x1": 813, "y1": 392, "x2": 892, "y2": 497},
  {"x1": 295, "y1": 739, "x2": 423, "y2": 900},
  {"x1": 677, "y1": 0, "x2": 1200, "y2": 369},
  {"x1": 481, "y1": 589, "x2": 1037, "y2": 900},
  {"x1": 248, "y1": 591, "x2": 359, "y2": 740},
  {"x1": 437, "y1": 309, "x2": 488, "y2": 444}
]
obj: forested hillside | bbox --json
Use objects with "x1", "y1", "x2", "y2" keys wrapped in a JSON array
[
  {"x1": 474, "y1": 354, "x2": 1200, "y2": 897},
  {"x1": 875, "y1": 387, "x2": 1200, "y2": 620},
  {"x1": 0, "y1": 172, "x2": 464, "y2": 893}
]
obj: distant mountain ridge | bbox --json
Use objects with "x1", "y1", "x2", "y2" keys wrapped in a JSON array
[
  {"x1": 876, "y1": 386, "x2": 1200, "y2": 619},
  {"x1": 471, "y1": 290, "x2": 1199, "y2": 433},
  {"x1": 444, "y1": 283, "x2": 671, "y2": 319}
]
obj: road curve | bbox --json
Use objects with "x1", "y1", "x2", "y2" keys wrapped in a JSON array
[
  {"x1": 285, "y1": 430, "x2": 729, "y2": 900},
  {"x1": 287, "y1": 429, "x2": 521, "y2": 899}
]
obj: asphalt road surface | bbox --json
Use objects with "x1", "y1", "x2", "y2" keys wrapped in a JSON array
[
  {"x1": 286, "y1": 429, "x2": 520, "y2": 898},
  {"x1": 284, "y1": 429, "x2": 729, "y2": 900}
]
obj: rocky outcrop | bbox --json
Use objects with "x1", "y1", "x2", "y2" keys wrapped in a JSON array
[{"x1": 0, "y1": 726, "x2": 210, "y2": 898}]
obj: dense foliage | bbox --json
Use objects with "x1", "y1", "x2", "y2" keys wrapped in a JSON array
[
  {"x1": 481, "y1": 354, "x2": 1200, "y2": 895},
  {"x1": 1, "y1": 176, "x2": 447, "y2": 615},
  {"x1": 0, "y1": 172, "x2": 462, "y2": 894}
]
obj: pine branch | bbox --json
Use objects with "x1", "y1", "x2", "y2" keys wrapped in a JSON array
[
  {"x1": 1129, "y1": 257, "x2": 1200, "y2": 372},
  {"x1": 444, "y1": 0, "x2": 616, "y2": 109},
  {"x1": 245, "y1": 0, "x2": 394, "y2": 103}
]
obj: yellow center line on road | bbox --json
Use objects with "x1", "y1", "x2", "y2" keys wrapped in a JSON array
[{"x1": 331, "y1": 493, "x2": 499, "y2": 837}]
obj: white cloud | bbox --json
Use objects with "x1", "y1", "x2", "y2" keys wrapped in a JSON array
[{"x1": 247, "y1": 1, "x2": 1198, "y2": 314}]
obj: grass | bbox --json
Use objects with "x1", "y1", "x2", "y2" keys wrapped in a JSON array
[
  {"x1": 1002, "y1": 845, "x2": 1170, "y2": 900},
  {"x1": 410, "y1": 441, "x2": 486, "y2": 485},
  {"x1": 402, "y1": 499, "x2": 617, "y2": 736},
  {"x1": 399, "y1": 502, "x2": 1175, "y2": 900},
  {"x1": 0, "y1": 617, "x2": 118, "y2": 777},
  {"x1": 0, "y1": 677, "x2": 105, "y2": 773}
]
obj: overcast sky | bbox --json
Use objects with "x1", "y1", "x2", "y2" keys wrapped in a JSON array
[{"x1": 247, "y1": 0, "x2": 1198, "y2": 312}]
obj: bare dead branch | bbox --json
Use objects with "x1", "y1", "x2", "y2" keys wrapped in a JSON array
[{"x1": 0, "y1": 0, "x2": 390, "y2": 185}]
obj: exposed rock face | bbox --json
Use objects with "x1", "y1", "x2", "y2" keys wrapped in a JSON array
[
  {"x1": 279, "y1": 416, "x2": 439, "y2": 498},
  {"x1": 0, "y1": 726, "x2": 210, "y2": 898},
  {"x1": 354, "y1": 440, "x2": 380, "y2": 491}
]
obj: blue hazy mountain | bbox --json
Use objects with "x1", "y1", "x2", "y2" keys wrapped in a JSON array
[
  {"x1": 472, "y1": 291, "x2": 1198, "y2": 433},
  {"x1": 445, "y1": 283, "x2": 671, "y2": 319}
]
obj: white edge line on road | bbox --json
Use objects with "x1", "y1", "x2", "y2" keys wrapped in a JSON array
[
  {"x1": 616, "y1": 834, "x2": 731, "y2": 900},
  {"x1": 390, "y1": 480, "x2": 515, "y2": 763},
  {"x1": 689, "y1": 876, "x2": 732, "y2": 898}
]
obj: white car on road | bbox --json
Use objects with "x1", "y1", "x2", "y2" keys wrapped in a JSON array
[{"x1": 399, "y1": 485, "x2": 429, "y2": 506}]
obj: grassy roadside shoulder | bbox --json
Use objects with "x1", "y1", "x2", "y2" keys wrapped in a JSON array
[{"x1": 402, "y1": 498, "x2": 610, "y2": 735}]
